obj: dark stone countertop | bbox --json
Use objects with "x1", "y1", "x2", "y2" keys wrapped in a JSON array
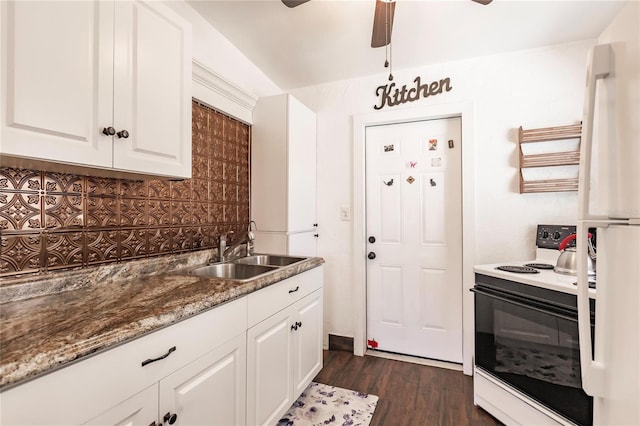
[{"x1": 0, "y1": 255, "x2": 324, "y2": 390}]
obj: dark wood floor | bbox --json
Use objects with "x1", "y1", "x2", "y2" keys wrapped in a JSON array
[{"x1": 313, "y1": 350, "x2": 503, "y2": 426}]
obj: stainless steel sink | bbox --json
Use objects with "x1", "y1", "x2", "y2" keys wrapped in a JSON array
[
  {"x1": 234, "y1": 255, "x2": 305, "y2": 267},
  {"x1": 188, "y1": 263, "x2": 277, "y2": 280}
]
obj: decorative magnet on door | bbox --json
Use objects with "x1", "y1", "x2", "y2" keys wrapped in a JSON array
[
  {"x1": 406, "y1": 176, "x2": 415, "y2": 184},
  {"x1": 430, "y1": 178, "x2": 437, "y2": 187},
  {"x1": 431, "y1": 158, "x2": 442, "y2": 167},
  {"x1": 409, "y1": 161, "x2": 417, "y2": 168},
  {"x1": 383, "y1": 179, "x2": 394, "y2": 186},
  {"x1": 448, "y1": 139, "x2": 455, "y2": 149},
  {"x1": 428, "y1": 139, "x2": 438, "y2": 151},
  {"x1": 384, "y1": 144, "x2": 395, "y2": 152}
]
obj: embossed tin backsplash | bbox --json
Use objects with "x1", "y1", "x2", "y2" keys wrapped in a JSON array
[{"x1": 0, "y1": 101, "x2": 250, "y2": 278}]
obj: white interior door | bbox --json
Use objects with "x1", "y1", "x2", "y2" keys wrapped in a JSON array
[{"x1": 365, "y1": 117, "x2": 463, "y2": 363}]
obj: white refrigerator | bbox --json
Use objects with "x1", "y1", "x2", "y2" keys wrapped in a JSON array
[{"x1": 576, "y1": 2, "x2": 640, "y2": 425}]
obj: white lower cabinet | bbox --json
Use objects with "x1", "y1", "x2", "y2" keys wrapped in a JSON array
[
  {"x1": 84, "y1": 384, "x2": 159, "y2": 426},
  {"x1": 247, "y1": 286, "x2": 323, "y2": 426},
  {"x1": 159, "y1": 333, "x2": 247, "y2": 426},
  {"x1": 0, "y1": 266, "x2": 323, "y2": 426},
  {"x1": 292, "y1": 292, "x2": 323, "y2": 397},
  {"x1": 91, "y1": 333, "x2": 247, "y2": 426},
  {"x1": 1, "y1": 297, "x2": 247, "y2": 426}
]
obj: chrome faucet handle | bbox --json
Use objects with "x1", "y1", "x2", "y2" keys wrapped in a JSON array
[{"x1": 219, "y1": 230, "x2": 235, "y2": 262}]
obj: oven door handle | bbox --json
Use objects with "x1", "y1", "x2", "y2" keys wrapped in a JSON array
[{"x1": 471, "y1": 287, "x2": 577, "y2": 322}]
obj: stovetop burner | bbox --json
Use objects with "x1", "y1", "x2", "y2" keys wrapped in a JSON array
[
  {"x1": 495, "y1": 265, "x2": 540, "y2": 274},
  {"x1": 524, "y1": 263, "x2": 555, "y2": 270}
]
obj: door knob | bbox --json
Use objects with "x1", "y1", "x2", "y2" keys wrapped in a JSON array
[
  {"x1": 163, "y1": 412, "x2": 177, "y2": 425},
  {"x1": 367, "y1": 252, "x2": 376, "y2": 260},
  {"x1": 117, "y1": 129, "x2": 130, "y2": 139},
  {"x1": 368, "y1": 236, "x2": 376, "y2": 243},
  {"x1": 102, "y1": 126, "x2": 115, "y2": 136}
]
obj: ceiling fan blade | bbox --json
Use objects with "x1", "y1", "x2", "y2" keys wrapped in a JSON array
[
  {"x1": 471, "y1": 0, "x2": 493, "y2": 4},
  {"x1": 371, "y1": 0, "x2": 396, "y2": 48},
  {"x1": 282, "y1": 0, "x2": 311, "y2": 8}
]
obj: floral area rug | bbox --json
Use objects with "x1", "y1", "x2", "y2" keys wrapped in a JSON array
[{"x1": 278, "y1": 382, "x2": 379, "y2": 426}]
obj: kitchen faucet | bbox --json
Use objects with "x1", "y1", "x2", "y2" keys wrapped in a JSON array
[{"x1": 218, "y1": 222, "x2": 258, "y2": 262}]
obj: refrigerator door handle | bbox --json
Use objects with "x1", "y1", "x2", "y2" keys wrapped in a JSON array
[
  {"x1": 577, "y1": 220, "x2": 614, "y2": 397},
  {"x1": 578, "y1": 44, "x2": 611, "y2": 221}
]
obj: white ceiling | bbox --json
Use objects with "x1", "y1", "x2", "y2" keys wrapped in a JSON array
[{"x1": 186, "y1": 0, "x2": 627, "y2": 90}]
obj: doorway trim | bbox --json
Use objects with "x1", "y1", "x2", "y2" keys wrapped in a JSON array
[{"x1": 352, "y1": 101, "x2": 476, "y2": 375}]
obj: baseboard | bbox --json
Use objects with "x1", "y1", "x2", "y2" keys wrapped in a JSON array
[
  {"x1": 328, "y1": 334, "x2": 354, "y2": 353},
  {"x1": 366, "y1": 349, "x2": 463, "y2": 371}
]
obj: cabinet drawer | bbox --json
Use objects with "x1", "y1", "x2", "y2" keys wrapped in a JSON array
[
  {"x1": 1, "y1": 297, "x2": 247, "y2": 426},
  {"x1": 247, "y1": 267, "x2": 323, "y2": 328}
]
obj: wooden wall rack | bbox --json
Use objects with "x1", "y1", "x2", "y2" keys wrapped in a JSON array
[{"x1": 518, "y1": 123, "x2": 582, "y2": 193}]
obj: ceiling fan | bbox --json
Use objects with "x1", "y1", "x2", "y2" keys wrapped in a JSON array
[{"x1": 282, "y1": 0, "x2": 493, "y2": 48}]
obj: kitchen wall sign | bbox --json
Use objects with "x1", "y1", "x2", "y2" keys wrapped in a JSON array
[
  {"x1": 428, "y1": 139, "x2": 438, "y2": 150},
  {"x1": 374, "y1": 76, "x2": 453, "y2": 110}
]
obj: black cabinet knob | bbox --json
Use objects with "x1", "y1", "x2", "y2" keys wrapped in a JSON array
[
  {"x1": 368, "y1": 252, "x2": 376, "y2": 260},
  {"x1": 163, "y1": 412, "x2": 178, "y2": 425},
  {"x1": 117, "y1": 129, "x2": 130, "y2": 139},
  {"x1": 368, "y1": 236, "x2": 376, "y2": 244},
  {"x1": 102, "y1": 126, "x2": 116, "y2": 136}
]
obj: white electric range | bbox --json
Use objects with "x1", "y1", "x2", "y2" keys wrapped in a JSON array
[
  {"x1": 473, "y1": 224, "x2": 596, "y2": 297},
  {"x1": 472, "y1": 225, "x2": 597, "y2": 426}
]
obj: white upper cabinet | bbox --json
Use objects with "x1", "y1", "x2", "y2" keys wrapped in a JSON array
[
  {"x1": 252, "y1": 94, "x2": 317, "y2": 233},
  {"x1": 0, "y1": 0, "x2": 192, "y2": 179}
]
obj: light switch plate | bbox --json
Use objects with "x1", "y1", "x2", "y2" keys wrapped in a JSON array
[{"x1": 340, "y1": 206, "x2": 351, "y2": 221}]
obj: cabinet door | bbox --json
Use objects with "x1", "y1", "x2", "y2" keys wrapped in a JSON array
[
  {"x1": 288, "y1": 231, "x2": 318, "y2": 257},
  {"x1": 287, "y1": 95, "x2": 317, "y2": 232},
  {"x1": 84, "y1": 385, "x2": 158, "y2": 426},
  {"x1": 0, "y1": 0, "x2": 113, "y2": 167},
  {"x1": 247, "y1": 308, "x2": 294, "y2": 426},
  {"x1": 292, "y1": 290, "x2": 323, "y2": 397},
  {"x1": 158, "y1": 333, "x2": 246, "y2": 426},
  {"x1": 112, "y1": 0, "x2": 191, "y2": 178}
]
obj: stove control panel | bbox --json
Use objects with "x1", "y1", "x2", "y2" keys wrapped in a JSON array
[{"x1": 536, "y1": 224, "x2": 576, "y2": 249}]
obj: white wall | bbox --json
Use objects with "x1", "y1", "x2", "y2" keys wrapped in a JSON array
[
  {"x1": 165, "y1": 0, "x2": 281, "y2": 118},
  {"x1": 289, "y1": 40, "x2": 594, "y2": 342}
]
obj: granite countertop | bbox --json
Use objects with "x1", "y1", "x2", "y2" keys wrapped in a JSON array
[{"x1": 0, "y1": 252, "x2": 324, "y2": 390}]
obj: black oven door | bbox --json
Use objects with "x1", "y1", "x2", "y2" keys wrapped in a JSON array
[{"x1": 473, "y1": 275, "x2": 594, "y2": 426}]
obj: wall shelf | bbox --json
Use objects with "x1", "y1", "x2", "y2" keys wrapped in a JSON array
[{"x1": 518, "y1": 123, "x2": 582, "y2": 193}]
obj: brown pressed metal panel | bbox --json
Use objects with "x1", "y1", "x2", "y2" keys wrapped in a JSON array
[
  {"x1": 0, "y1": 100, "x2": 251, "y2": 278},
  {"x1": 314, "y1": 350, "x2": 503, "y2": 426}
]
